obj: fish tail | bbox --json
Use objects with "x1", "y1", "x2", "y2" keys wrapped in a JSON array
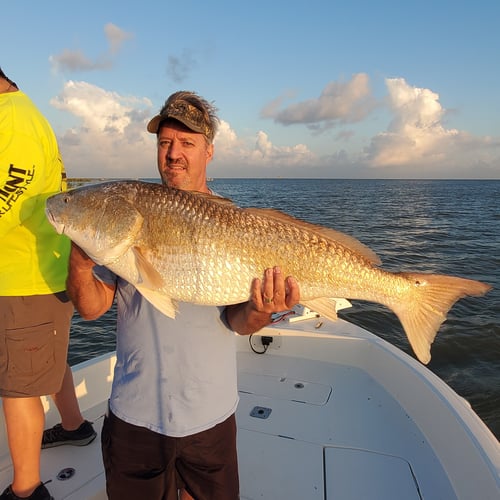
[{"x1": 392, "y1": 273, "x2": 492, "y2": 364}]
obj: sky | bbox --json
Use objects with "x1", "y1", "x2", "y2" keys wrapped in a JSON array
[{"x1": 3, "y1": 1, "x2": 500, "y2": 179}]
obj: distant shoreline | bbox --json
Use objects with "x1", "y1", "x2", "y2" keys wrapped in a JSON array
[{"x1": 67, "y1": 177, "x2": 499, "y2": 183}]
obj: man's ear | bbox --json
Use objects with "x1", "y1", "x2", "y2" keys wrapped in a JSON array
[{"x1": 206, "y1": 143, "x2": 214, "y2": 162}]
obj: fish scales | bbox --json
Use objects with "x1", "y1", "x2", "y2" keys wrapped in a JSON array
[
  {"x1": 129, "y1": 184, "x2": 361, "y2": 303},
  {"x1": 45, "y1": 180, "x2": 492, "y2": 364}
]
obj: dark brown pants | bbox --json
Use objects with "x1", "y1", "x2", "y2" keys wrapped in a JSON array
[{"x1": 102, "y1": 410, "x2": 240, "y2": 500}]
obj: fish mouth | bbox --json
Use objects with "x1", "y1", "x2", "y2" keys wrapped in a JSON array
[{"x1": 45, "y1": 207, "x2": 65, "y2": 235}]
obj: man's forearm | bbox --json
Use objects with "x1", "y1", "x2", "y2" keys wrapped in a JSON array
[
  {"x1": 66, "y1": 244, "x2": 114, "y2": 320},
  {"x1": 225, "y1": 302, "x2": 273, "y2": 335}
]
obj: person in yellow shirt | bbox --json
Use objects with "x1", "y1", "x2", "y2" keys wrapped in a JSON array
[{"x1": 0, "y1": 67, "x2": 96, "y2": 500}]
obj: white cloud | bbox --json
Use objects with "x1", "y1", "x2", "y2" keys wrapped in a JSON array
[
  {"x1": 250, "y1": 131, "x2": 315, "y2": 165},
  {"x1": 213, "y1": 120, "x2": 246, "y2": 159},
  {"x1": 51, "y1": 81, "x2": 156, "y2": 178},
  {"x1": 213, "y1": 122, "x2": 316, "y2": 168},
  {"x1": 363, "y1": 78, "x2": 500, "y2": 173},
  {"x1": 50, "y1": 82, "x2": 315, "y2": 178},
  {"x1": 49, "y1": 78, "x2": 500, "y2": 179},
  {"x1": 262, "y1": 74, "x2": 376, "y2": 131},
  {"x1": 257, "y1": 76, "x2": 500, "y2": 176}
]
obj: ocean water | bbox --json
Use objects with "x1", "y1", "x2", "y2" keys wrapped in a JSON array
[{"x1": 67, "y1": 178, "x2": 500, "y2": 440}]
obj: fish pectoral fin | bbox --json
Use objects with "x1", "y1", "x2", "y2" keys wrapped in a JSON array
[
  {"x1": 302, "y1": 298, "x2": 338, "y2": 321},
  {"x1": 132, "y1": 247, "x2": 178, "y2": 318},
  {"x1": 135, "y1": 285, "x2": 179, "y2": 319},
  {"x1": 132, "y1": 247, "x2": 165, "y2": 289}
]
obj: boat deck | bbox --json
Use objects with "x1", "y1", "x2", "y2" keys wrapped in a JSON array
[
  {"x1": 237, "y1": 352, "x2": 428, "y2": 499},
  {"x1": 236, "y1": 322, "x2": 452, "y2": 499},
  {"x1": 1, "y1": 315, "x2": 499, "y2": 499}
]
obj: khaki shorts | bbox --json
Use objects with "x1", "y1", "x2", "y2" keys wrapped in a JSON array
[{"x1": 0, "y1": 292, "x2": 74, "y2": 397}]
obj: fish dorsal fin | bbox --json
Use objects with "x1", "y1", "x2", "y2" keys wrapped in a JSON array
[
  {"x1": 187, "y1": 190, "x2": 236, "y2": 207},
  {"x1": 245, "y1": 207, "x2": 381, "y2": 265}
]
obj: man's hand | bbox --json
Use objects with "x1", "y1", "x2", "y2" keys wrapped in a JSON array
[
  {"x1": 225, "y1": 266, "x2": 300, "y2": 335},
  {"x1": 250, "y1": 266, "x2": 300, "y2": 314}
]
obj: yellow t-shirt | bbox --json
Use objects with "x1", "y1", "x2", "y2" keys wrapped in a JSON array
[{"x1": 0, "y1": 89, "x2": 70, "y2": 295}]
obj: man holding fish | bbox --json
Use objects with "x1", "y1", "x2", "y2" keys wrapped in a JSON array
[
  {"x1": 48, "y1": 90, "x2": 491, "y2": 500},
  {"x1": 66, "y1": 91, "x2": 300, "y2": 500}
]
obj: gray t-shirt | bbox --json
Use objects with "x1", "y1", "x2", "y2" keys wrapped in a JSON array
[{"x1": 95, "y1": 268, "x2": 238, "y2": 437}]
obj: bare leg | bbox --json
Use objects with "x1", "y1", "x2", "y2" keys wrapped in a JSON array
[
  {"x1": 179, "y1": 489, "x2": 195, "y2": 499},
  {"x1": 2, "y1": 396, "x2": 44, "y2": 497},
  {"x1": 50, "y1": 364, "x2": 85, "y2": 430}
]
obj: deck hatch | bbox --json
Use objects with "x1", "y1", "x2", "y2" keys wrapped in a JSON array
[
  {"x1": 324, "y1": 447, "x2": 421, "y2": 499},
  {"x1": 239, "y1": 372, "x2": 332, "y2": 405}
]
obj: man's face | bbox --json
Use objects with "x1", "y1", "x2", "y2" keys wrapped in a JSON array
[{"x1": 157, "y1": 121, "x2": 213, "y2": 193}]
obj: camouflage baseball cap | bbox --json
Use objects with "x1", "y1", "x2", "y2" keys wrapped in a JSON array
[{"x1": 147, "y1": 91, "x2": 217, "y2": 142}]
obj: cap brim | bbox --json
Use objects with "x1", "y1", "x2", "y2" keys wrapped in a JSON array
[
  {"x1": 147, "y1": 107, "x2": 211, "y2": 139},
  {"x1": 147, "y1": 115, "x2": 162, "y2": 134},
  {"x1": 146, "y1": 113, "x2": 204, "y2": 135}
]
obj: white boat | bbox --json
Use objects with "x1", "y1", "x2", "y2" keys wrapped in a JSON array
[{"x1": 1, "y1": 301, "x2": 499, "y2": 499}]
